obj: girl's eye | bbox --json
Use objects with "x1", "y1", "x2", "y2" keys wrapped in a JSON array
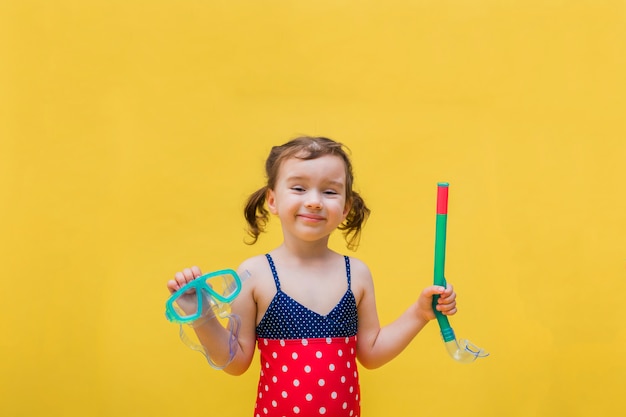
[
  {"x1": 324, "y1": 190, "x2": 338, "y2": 195},
  {"x1": 291, "y1": 186, "x2": 305, "y2": 192}
]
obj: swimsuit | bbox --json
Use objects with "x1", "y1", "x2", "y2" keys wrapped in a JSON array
[{"x1": 255, "y1": 254, "x2": 360, "y2": 417}]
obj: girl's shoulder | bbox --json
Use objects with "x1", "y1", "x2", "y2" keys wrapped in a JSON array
[
  {"x1": 345, "y1": 255, "x2": 373, "y2": 288},
  {"x1": 345, "y1": 255, "x2": 371, "y2": 275},
  {"x1": 344, "y1": 256, "x2": 374, "y2": 303},
  {"x1": 236, "y1": 254, "x2": 271, "y2": 281},
  {"x1": 235, "y1": 254, "x2": 277, "y2": 303},
  {"x1": 238, "y1": 253, "x2": 268, "y2": 268}
]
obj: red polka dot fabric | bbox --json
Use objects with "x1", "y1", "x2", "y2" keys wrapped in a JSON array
[{"x1": 255, "y1": 337, "x2": 360, "y2": 417}]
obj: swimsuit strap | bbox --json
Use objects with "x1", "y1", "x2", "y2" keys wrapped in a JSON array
[
  {"x1": 264, "y1": 253, "x2": 352, "y2": 291},
  {"x1": 265, "y1": 253, "x2": 281, "y2": 291},
  {"x1": 344, "y1": 255, "x2": 351, "y2": 290}
]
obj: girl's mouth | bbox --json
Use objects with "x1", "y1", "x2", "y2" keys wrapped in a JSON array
[{"x1": 298, "y1": 213, "x2": 325, "y2": 222}]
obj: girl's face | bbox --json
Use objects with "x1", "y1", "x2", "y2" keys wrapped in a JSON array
[{"x1": 267, "y1": 154, "x2": 351, "y2": 245}]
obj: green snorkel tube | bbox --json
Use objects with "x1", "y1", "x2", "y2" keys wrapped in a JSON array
[{"x1": 433, "y1": 182, "x2": 489, "y2": 363}]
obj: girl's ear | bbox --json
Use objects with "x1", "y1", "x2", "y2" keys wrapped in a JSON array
[
  {"x1": 342, "y1": 198, "x2": 352, "y2": 219},
  {"x1": 266, "y1": 189, "x2": 278, "y2": 215}
]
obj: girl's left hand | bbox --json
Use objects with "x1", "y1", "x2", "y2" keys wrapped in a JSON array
[{"x1": 417, "y1": 284, "x2": 457, "y2": 321}]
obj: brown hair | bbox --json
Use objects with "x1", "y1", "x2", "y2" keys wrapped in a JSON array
[{"x1": 244, "y1": 136, "x2": 370, "y2": 250}]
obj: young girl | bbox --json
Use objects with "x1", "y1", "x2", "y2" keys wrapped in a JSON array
[{"x1": 167, "y1": 136, "x2": 457, "y2": 417}]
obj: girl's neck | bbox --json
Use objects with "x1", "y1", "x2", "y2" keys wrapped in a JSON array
[{"x1": 275, "y1": 236, "x2": 334, "y2": 262}]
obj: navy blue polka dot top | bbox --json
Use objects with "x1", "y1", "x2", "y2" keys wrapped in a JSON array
[{"x1": 256, "y1": 254, "x2": 358, "y2": 339}]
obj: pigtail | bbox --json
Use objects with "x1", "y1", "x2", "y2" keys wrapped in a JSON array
[
  {"x1": 339, "y1": 191, "x2": 371, "y2": 251},
  {"x1": 244, "y1": 186, "x2": 270, "y2": 245}
]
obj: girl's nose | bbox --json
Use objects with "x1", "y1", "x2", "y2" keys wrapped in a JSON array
[{"x1": 305, "y1": 192, "x2": 322, "y2": 209}]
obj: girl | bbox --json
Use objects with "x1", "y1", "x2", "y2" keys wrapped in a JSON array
[{"x1": 167, "y1": 136, "x2": 457, "y2": 417}]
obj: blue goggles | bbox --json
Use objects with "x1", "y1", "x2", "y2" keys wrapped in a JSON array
[
  {"x1": 165, "y1": 269, "x2": 248, "y2": 369},
  {"x1": 165, "y1": 269, "x2": 242, "y2": 325}
]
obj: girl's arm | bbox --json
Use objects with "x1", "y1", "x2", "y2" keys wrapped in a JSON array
[
  {"x1": 191, "y1": 270, "x2": 258, "y2": 376},
  {"x1": 167, "y1": 266, "x2": 258, "y2": 376},
  {"x1": 353, "y1": 260, "x2": 456, "y2": 369}
]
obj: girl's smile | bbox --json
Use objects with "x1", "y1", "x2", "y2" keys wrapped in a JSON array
[{"x1": 297, "y1": 213, "x2": 325, "y2": 222}]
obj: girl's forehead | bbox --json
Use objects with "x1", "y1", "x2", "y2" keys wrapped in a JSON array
[{"x1": 278, "y1": 154, "x2": 347, "y2": 179}]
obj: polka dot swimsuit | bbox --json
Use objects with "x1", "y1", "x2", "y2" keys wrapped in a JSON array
[{"x1": 255, "y1": 254, "x2": 360, "y2": 417}]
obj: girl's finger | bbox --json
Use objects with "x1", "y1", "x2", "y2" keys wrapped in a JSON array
[
  {"x1": 437, "y1": 300, "x2": 457, "y2": 312},
  {"x1": 442, "y1": 306, "x2": 458, "y2": 316},
  {"x1": 174, "y1": 271, "x2": 188, "y2": 287},
  {"x1": 191, "y1": 265, "x2": 202, "y2": 278},
  {"x1": 166, "y1": 279, "x2": 180, "y2": 294},
  {"x1": 182, "y1": 268, "x2": 195, "y2": 281},
  {"x1": 438, "y1": 285, "x2": 456, "y2": 303}
]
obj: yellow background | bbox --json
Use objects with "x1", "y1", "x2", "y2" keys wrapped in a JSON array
[{"x1": 1, "y1": 1, "x2": 625, "y2": 416}]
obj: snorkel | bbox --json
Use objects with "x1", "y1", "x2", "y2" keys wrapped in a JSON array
[{"x1": 432, "y1": 182, "x2": 488, "y2": 363}]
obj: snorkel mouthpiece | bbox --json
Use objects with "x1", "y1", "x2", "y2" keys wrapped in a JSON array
[
  {"x1": 443, "y1": 333, "x2": 489, "y2": 363},
  {"x1": 433, "y1": 183, "x2": 488, "y2": 363},
  {"x1": 433, "y1": 301, "x2": 489, "y2": 363}
]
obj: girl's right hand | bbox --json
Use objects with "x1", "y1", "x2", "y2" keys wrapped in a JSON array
[
  {"x1": 167, "y1": 266, "x2": 203, "y2": 315},
  {"x1": 167, "y1": 266, "x2": 203, "y2": 294}
]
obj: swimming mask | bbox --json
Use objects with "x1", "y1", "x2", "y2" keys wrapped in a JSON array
[{"x1": 165, "y1": 269, "x2": 249, "y2": 369}]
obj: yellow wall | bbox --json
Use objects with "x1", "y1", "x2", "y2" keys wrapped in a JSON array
[{"x1": 1, "y1": 1, "x2": 625, "y2": 416}]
